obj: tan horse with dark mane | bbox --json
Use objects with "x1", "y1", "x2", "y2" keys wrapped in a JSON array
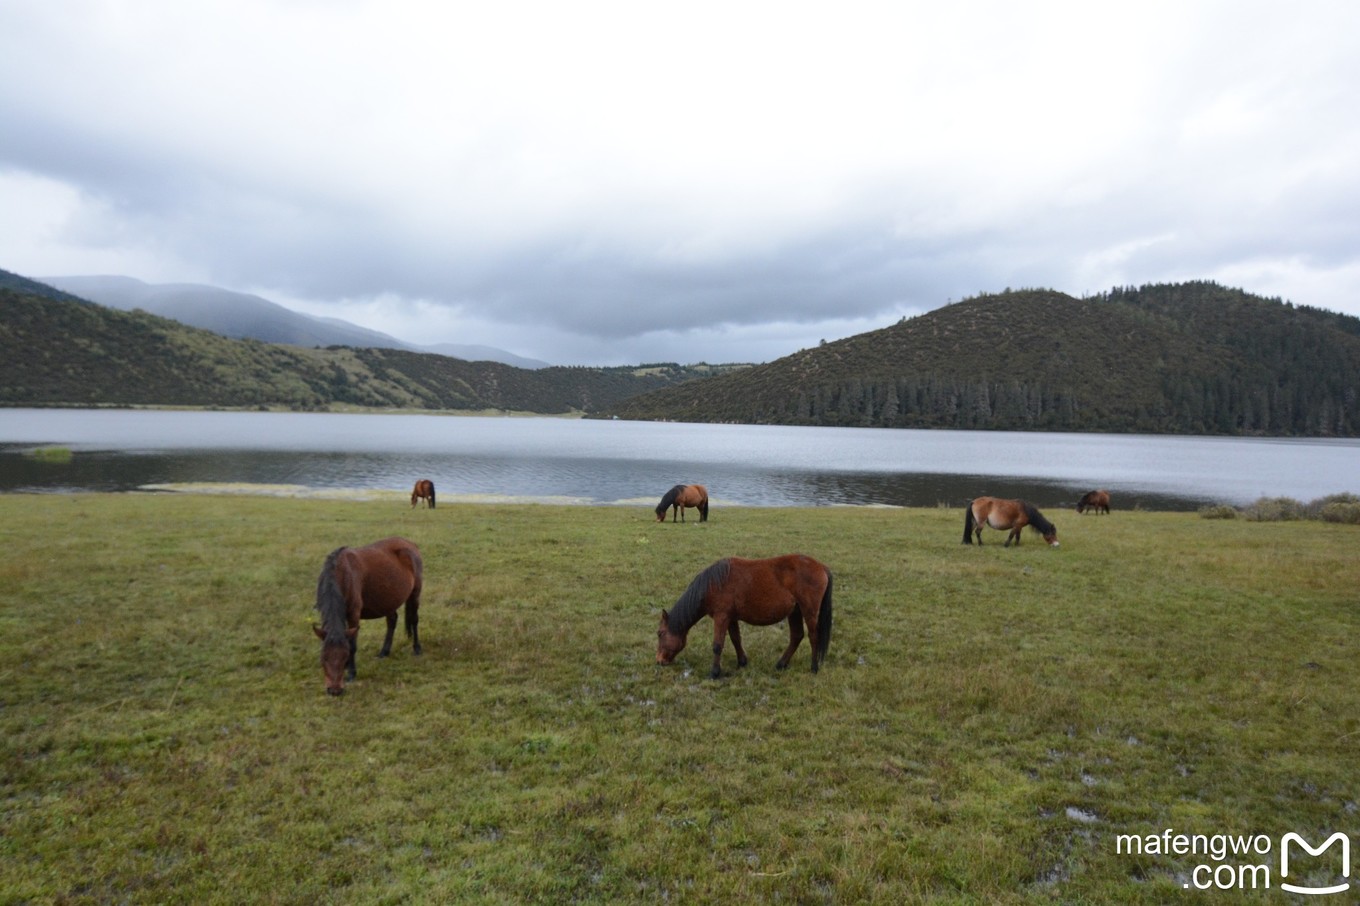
[
  {"x1": 962, "y1": 497, "x2": 1059, "y2": 547},
  {"x1": 1077, "y1": 489, "x2": 1110, "y2": 514},
  {"x1": 656, "y1": 554, "x2": 832, "y2": 678},
  {"x1": 411, "y1": 479, "x2": 436, "y2": 509},
  {"x1": 655, "y1": 484, "x2": 709, "y2": 522},
  {"x1": 312, "y1": 537, "x2": 424, "y2": 695}
]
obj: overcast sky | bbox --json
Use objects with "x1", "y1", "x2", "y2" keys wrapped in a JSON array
[{"x1": 3, "y1": 1, "x2": 1358, "y2": 365}]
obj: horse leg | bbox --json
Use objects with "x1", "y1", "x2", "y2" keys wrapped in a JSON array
[
  {"x1": 804, "y1": 614, "x2": 821, "y2": 673},
  {"x1": 377, "y1": 612, "x2": 397, "y2": 657},
  {"x1": 709, "y1": 614, "x2": 730, "y2": 679},
  {"x1": 776, "y1": 612, "x2": 805, "y2": 670},
  {"x1": 1006, "y1": 527, "x2": 1021, "y2": 547},
  {"x1": 728, "y1": 621, "x2": 748, "y2": 669}
]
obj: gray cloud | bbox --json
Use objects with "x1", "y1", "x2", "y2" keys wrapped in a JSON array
[{"x1": 3, "y1": 1, "x2": 1359, "y2": 365}]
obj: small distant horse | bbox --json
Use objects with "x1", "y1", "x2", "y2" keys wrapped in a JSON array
[
  {"x1": 962, "y1": 496, "x2": 1059, "y2": 547},
  {"x1": 1077, "y1": 489, "x2": 1111, "y2": 514},
  {"x1": 312, "y1": 537, "x2": 423, "y2": 695},
  {"x1": 656, "y1": 554, "x2": 833, "y2": 679},
  {"x1": 411, "y1": 479, "x2": 436, "y2": 509},
  {"x1": 655, "y1": 484, "x2": 709, "y2": 522}
]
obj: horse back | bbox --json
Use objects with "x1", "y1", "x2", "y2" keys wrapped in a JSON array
[
  {"x1": 346, "y1": 537, "x2": 422, "y2": 617},
  {"x1": 726, "y1": 554, "x2": 828, "y2": 625},
  {"x1": 977, "y1": 496, "x2": 1026, "y2": 529}
]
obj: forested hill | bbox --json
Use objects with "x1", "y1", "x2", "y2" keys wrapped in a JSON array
[
  {"x1": 602, "y1": 283, "x2": 1360, "y2": 436},
  {"x1": 0, "y1": 286, "x2": 737, "y2": 413}
]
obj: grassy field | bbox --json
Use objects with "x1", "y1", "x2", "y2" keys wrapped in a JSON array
[{"x1": 1, "y1": 494, "x2": 1356, "y2": 904}]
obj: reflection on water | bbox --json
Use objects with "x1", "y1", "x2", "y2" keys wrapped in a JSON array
[{"x1": 2, "y1": 409, "x2": 1357, "y2": 510}]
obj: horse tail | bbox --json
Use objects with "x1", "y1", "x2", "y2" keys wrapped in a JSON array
[
  {"x1": 962, "y1": 501, "x2": 976, "y2": 544},
  {"x1": 398, "y1": 544, "x2": 424, "y2": 640},
  {"x1": 314, "y1": 547, "x2": 349, "y2": 642},
  {"x1": 815, "y1": 568, "x2": 834, "y2": 665}
]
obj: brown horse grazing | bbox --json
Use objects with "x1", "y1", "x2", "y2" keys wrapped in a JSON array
[
  {"x1": 962, "y1": 497, "x2": 1059, "y2": 547},
  {"x1": 1077, "y1": 489, "x2": 1111, "y2": 514},
  {"x1": 656, "y1": 554, "x2": 833, "y2": 679},
  {"x1": 655, "y1": 484, "x2": 709, "y2": 522},
  {"x1": 312, "y1": 537, "x2": 423, "y2": 695},
  {"x1": 411, "y1": 479, "x2": 436, "y2": 509}
]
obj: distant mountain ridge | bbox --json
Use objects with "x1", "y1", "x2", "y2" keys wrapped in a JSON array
[
  {"x1": 0, "y1": 268, "x2": 730, "y2": 413},
  {"x1": 5, "y1": 266, "x2": 1358, "y2": 436},
  {"x1": 39, "y1": 275, "x2": 550, "y2": 369},
  {"x1": 602, "y1": 283, "x2": 1360, "y2": 437}
]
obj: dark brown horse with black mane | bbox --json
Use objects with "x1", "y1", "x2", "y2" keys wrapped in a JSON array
[
  {"x1": 962, "y1": 496, "x2": 1059, "y2": 547},
  {"x1": 655, "y1": 484, "x2": 709, "y2": 522},
  {"x1": 656, "y1": 554, "x2": 832, "y2": 678},
  {"x1": 411, "y1": 479, "x2": 436, "y2": 509},
  {"x1": 312, "y1": 537, "x2": 423, "y2": 695},
  {"x1": 1077, "y1": 489, "x2": 1111, "y2": 514}
]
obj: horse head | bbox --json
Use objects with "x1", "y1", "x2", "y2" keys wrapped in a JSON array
[
  {"x1": 655, "y1": 610, "x2": 686, "y2": 664},
  {"x1": 314, "y1": 624, "x2": 359, "y2": 695}
]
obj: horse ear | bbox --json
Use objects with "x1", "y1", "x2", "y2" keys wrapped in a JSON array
[
  {"x1": 345, "y1": 626, "x2": 359, "y2": 639},
  {"x1": 312, "y1": 624, "x2": 325, "y2": 640}
]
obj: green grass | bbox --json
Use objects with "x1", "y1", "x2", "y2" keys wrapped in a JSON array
[
  {"x1": 21, "y1": 446, "x2": 73, "y2": 464},
  {"x1": 1, "y1": 495, "x2": 1356, "y2": 903}
]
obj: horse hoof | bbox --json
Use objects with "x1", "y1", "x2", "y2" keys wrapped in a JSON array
[{"x1": 775, "y1": 661, "x2": 789, "y2": 671}]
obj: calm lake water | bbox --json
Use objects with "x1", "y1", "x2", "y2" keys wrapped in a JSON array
[{"x1": 2, "y1": 408, "x2": 1357, "y2": 510}]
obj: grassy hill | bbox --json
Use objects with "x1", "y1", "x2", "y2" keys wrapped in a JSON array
[
  {"x1": 5, "y1": 271, "x2": 1358, "y2": 434},
  {"x1": 602, "y1": 283, "x2": 1360, "y2": 436},
  {"x1": 0, "y1": 285, "x2": 737, "y2": 413}
]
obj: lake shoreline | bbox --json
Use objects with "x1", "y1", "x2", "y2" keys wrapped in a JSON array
[{"x1": 3, "y1": 408, "x2": 1356, "y2": 509}]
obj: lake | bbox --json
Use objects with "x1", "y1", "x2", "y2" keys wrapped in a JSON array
[{"x1": 1, "y1": 408, "x2": 1357, "y2": 510}]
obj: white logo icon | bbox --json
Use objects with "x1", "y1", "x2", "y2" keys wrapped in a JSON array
[{"x1": 1280, "y1": 832, "x2": 1350, "y2": 896}]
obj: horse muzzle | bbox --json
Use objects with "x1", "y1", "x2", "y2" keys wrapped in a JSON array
[{"x1": 326, "y1": 686, "x2": 345, "y2": 696}]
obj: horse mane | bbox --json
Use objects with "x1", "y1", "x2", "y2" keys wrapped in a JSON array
[
  {"x1": 314, "y1": 546, "x2": 350, "y2": 646},
  {"x1": 667, "y1": 558, "x2": 731, "y2": 635},
  {"x1": 655, "y1": 485, "x2": 685, "y2": 517},
  {"x1": 1023, "y1": 502, "x2": 1056, "y2": 536}
]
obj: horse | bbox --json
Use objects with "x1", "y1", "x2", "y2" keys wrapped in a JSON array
[
  {"x1": 656, "y1": 554, "x2": 833, "y2": 679},
  {"x1": 312, "y1": 537, "x2": 423, "y2": 695},
  {"x1": 411, "y1": 479, "x2": 436, "y2": 509},
  {"x1": 1077, "y1": 489, "x2": 1110, "y2": 514},
  {"x1": 962, "y1": 496, "x2": 1059, "y2": 547},
  {"x1": 655, "y1": 484, "x2": 709, "y2": 523}
]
